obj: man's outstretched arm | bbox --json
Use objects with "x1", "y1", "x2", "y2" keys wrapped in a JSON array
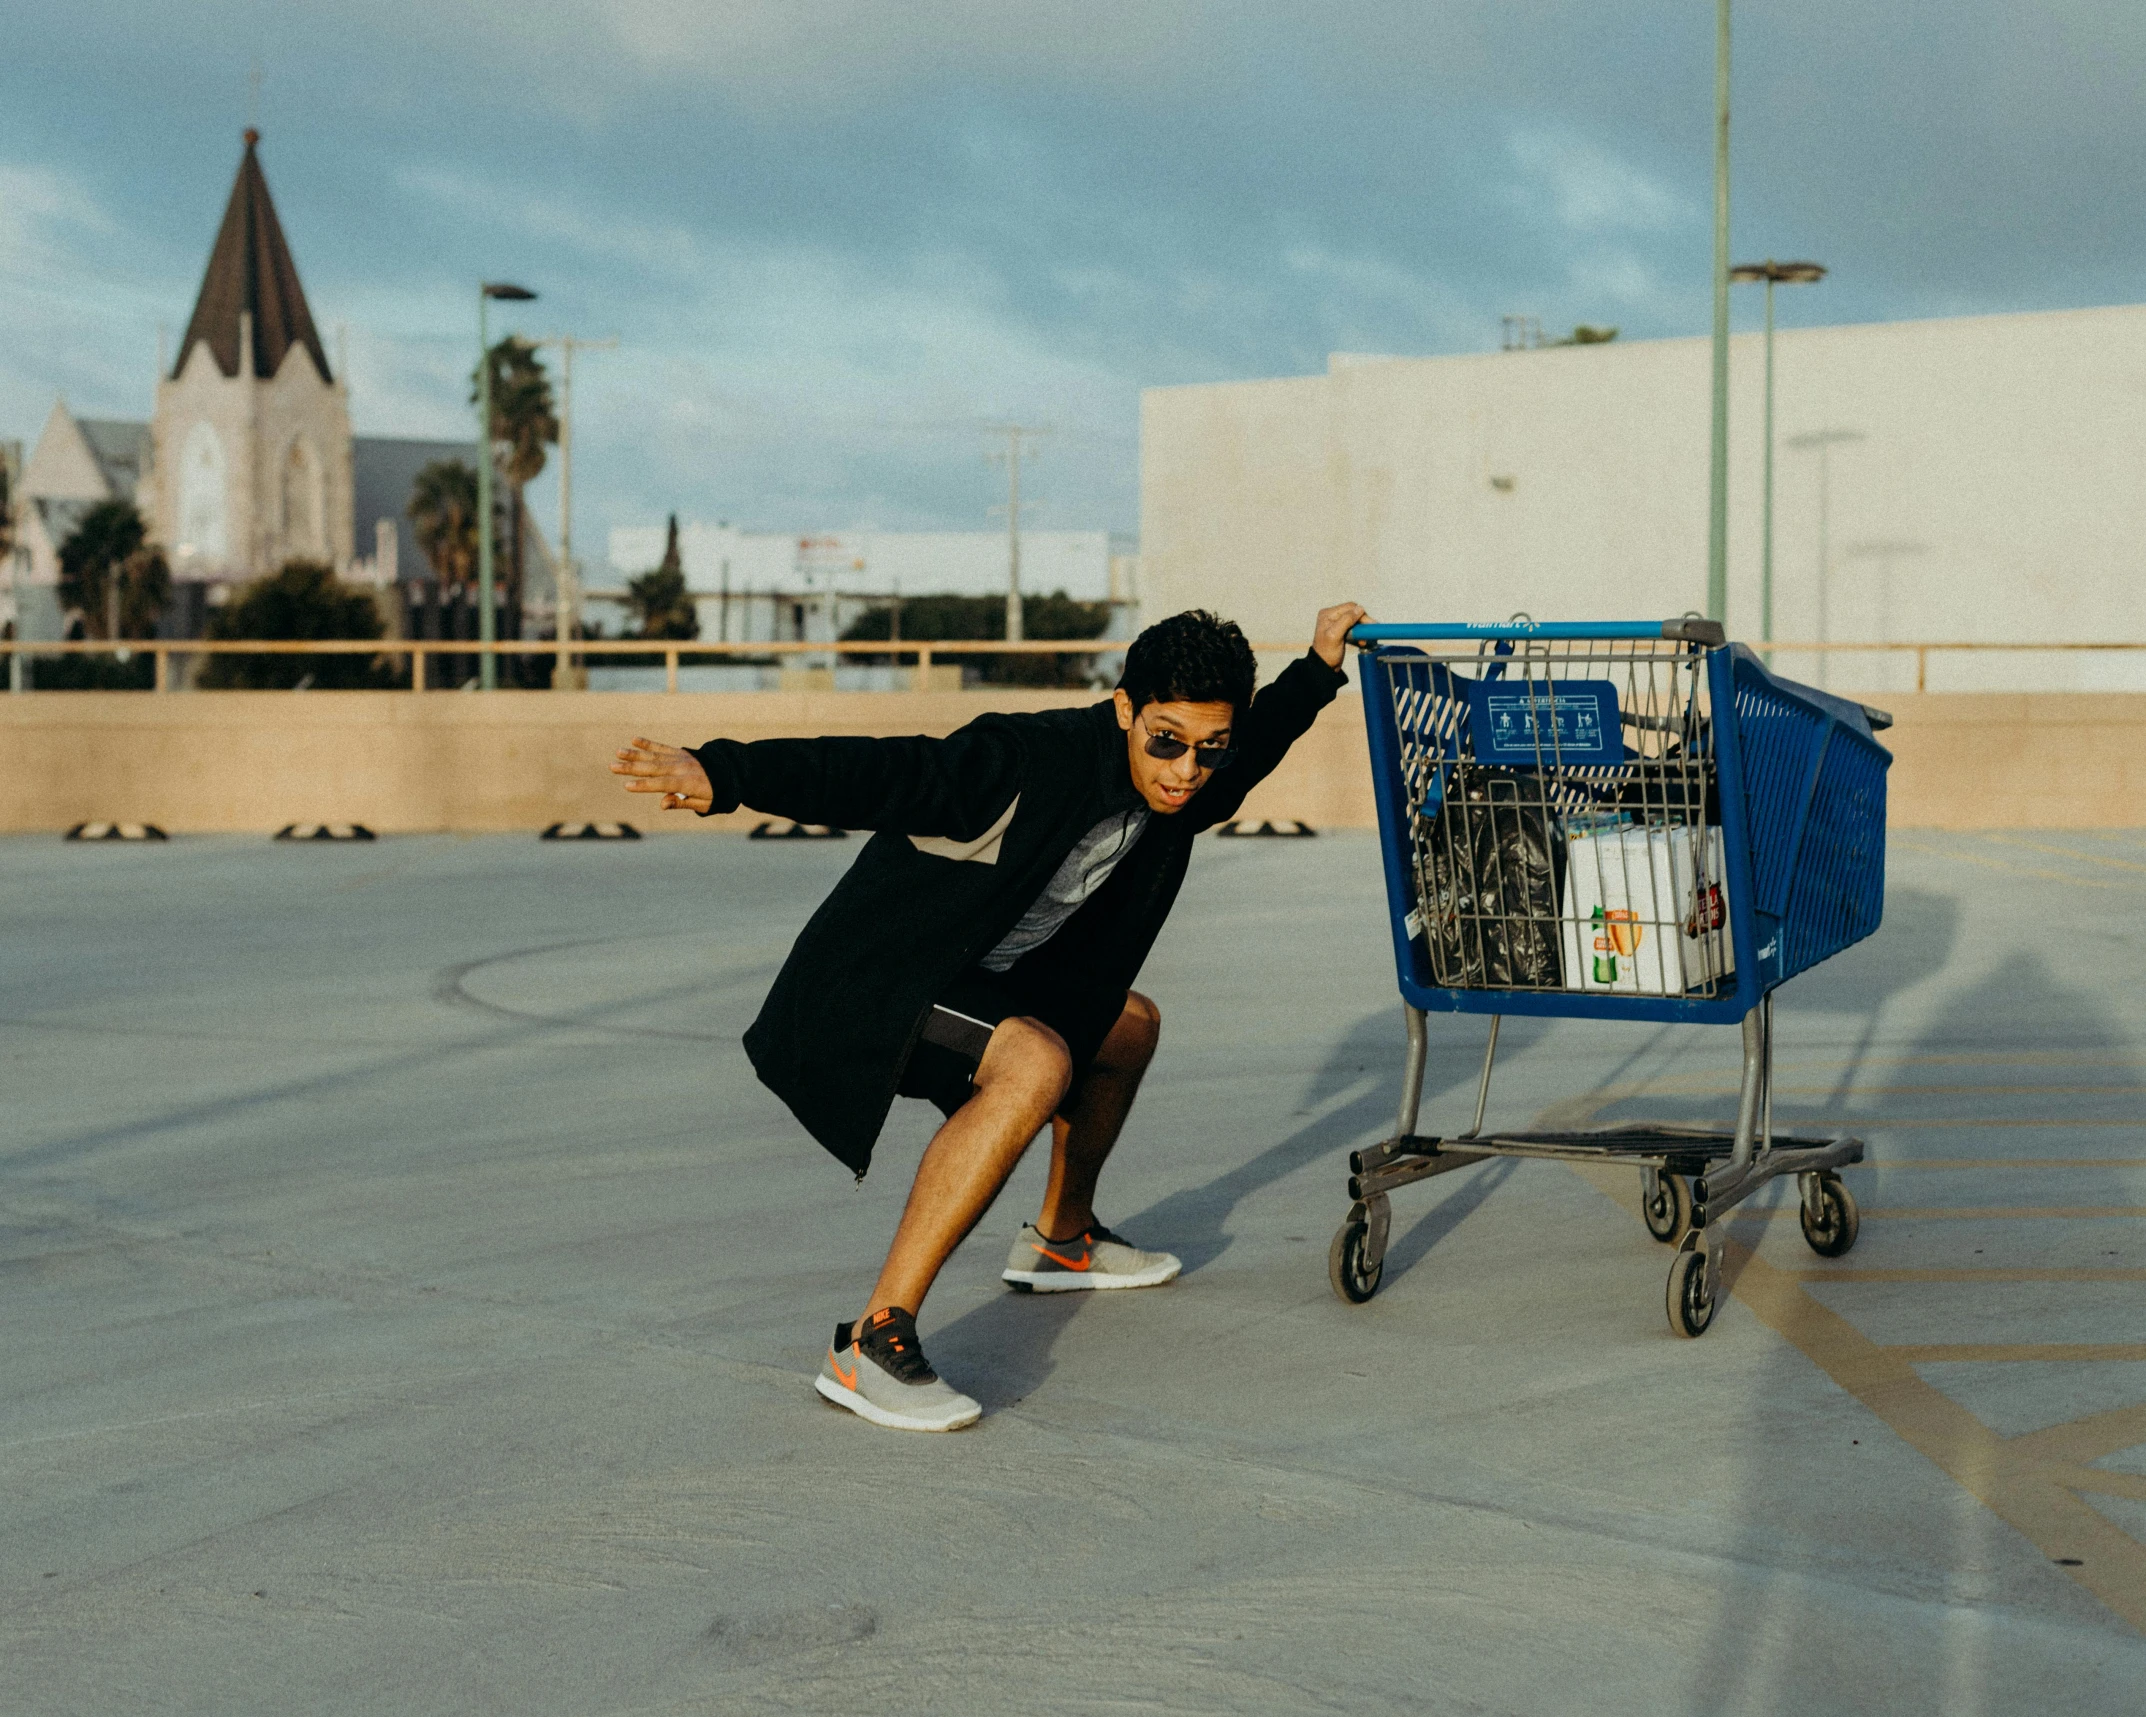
[{"x1": 610, "y1": 723, "x2": 1024, "y2": 836}]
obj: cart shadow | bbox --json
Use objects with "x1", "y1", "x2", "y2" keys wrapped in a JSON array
[
  {"x1": 1690, "y1": 912, "x2": 2146, "y2": 1711},
  {"x1": 1125, "y1": 1008, "x2": 1549, "y2": 1280},
  {"x1": 928, "y1": 1008, "x2": 1546, "y2": 1410},
  {"x1": 1379, "y1": 1155, "x2": 1523, "y2": 1286}
]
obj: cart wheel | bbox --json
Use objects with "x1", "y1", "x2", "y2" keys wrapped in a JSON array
[
  {"x1": 1328, "y1": 1220, "x2": 1383, "y2": 1304},
  {"x1": 1800, "y1": 1175, "x2": 1860, "y2": 1258},
  {"x1": 1642, "y1": 1172, "x2": 1691, "y2": 1245},
  {"x1": 1666, "y1": 1248, "x2": 1715, "y2": 1338}
]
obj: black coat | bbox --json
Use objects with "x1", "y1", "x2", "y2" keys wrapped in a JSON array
[{"x1": 693, "y1": 651, "x2": 1347, "y2": 1175}]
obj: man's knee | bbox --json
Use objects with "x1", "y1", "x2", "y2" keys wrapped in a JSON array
[
  {"x1": 979, "y1": 1015, "x2": 1073, "y2": 1107},
  {"x1": 1110, "y1": 991, "x2": 1161, "y2": 1067}
]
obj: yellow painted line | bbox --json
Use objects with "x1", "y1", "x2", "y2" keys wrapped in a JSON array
[
  {"x1": 1571, "y1": 1160, "x2": 2146, "y2": 1632},
  {"x1": 1986, "y1": 835, "x2": 2146, "y2": 875},
  {"x1": 2013, "y1": 1403, "x2": 2146, "y2": 1468},
  {"x1": 1731, "y1": 1206, "x2": 2146, "y2": 1221},
  {"x1": 1853, "y1": 1159, "x2": 2146, "y2": 1172},
  {"x1": 1889, "y1": 1345, "x2": 2146, "y2": 1365},
  {"x1": 1596, "y1": 1114, "x2": 2142, "y2": 1132},
  {"x1": 1838, "y1": 1119, "x2": 2146, "y2": 1131},
  {"x1": 1768, "y1": 1085, "x2": 2146, "y2": 1098},
  {"x1": 2065, "y1": 1468, "x2": 2146, "y2": 1505},
  {"x1": 1790, "y1": 1268, "x2": 2146, "y2": 1284},
  {"x1": 1891, "y1": 838, "x2": 2130, "y2": 890},
  {"x1": 1788, "y1": 1118, "x2": 2143, "y2": 1131},
  {"x1": 1833, "y1": 1053, "x2": 2146, "y2": 1069}
]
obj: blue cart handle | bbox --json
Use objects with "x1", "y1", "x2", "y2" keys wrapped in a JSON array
[{"x1": 1350, "y1": 618, "x2": 1725, "y2": 645}]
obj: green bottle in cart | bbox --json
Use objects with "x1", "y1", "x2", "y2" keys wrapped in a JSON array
[{"x1": 1591, "y1": 905, "x2": 1618, "y2": 985}]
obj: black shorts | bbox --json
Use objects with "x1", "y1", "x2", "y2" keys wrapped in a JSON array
[{"x1": 895, "y1": 962, "x2": 1089, "y2": 1119}]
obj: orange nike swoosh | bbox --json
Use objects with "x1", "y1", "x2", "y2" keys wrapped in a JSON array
[
  {"x1": 1032, "y1": 1244, "x2": 1092, "y2": 1271},
  {"x1": 829, "y1": 1352, "x2": 858, "y2": 1389}
]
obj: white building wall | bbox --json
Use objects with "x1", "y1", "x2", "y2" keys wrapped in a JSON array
[
  {"x1": 1141, "y1": 304, "x2": 2146, "y2": 692},
  {"x1": 596, "y1": 525, "x2": 1120, "y2": 646},
  {"x1": 604, "y1": 526, "x2": 1114, "y2": 601}
]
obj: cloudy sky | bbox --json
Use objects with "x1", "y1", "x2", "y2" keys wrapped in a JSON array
[{"x1": 4, "y1": 1, "x2": 2141, "y2": 559}]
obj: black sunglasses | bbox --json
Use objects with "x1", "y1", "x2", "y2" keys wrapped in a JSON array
[{"x1": 1138, "y1": 715, "x2": 1236, "y2": 771}]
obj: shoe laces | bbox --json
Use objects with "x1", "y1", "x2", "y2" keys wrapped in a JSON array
[
  {"x1": 856, "y1": 1306, "x2": 939, "y2": 1384},
  {"x1": 1038, "y1": 1221, "x2": 1122, "y2": 1249}
]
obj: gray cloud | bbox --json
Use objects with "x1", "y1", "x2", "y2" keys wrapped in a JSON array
[{"x1": 3, "y1": 1, "x2": 2141, "y2": 550}]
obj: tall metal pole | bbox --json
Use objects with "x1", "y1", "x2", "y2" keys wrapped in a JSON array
[
  {"x1": 1706, "y1": 0, "x2": 1732, "y2": 624},
  {"x1": 1816, "y1": 438, "x2": 1831, "y2": 689},
  {"x1": 1762, "y1": 273, "x2": 1775, "y2": 651},
  {"x1": 1004, "y1": 426, "x2": 1024, "y2": 643},
  {"x1": 476, "y1": 286, "x2": 495, "y2": 690},
  {"x1": 555, "y1": 340, "x2": 574, "y2": 690}
]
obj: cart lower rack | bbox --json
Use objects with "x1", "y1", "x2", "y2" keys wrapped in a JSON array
[{"x1": 1332, "y1": 619, "x2": 1891, "y2": 1335}]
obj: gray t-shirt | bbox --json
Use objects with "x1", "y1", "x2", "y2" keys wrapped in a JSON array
[{"x1": 980, "y1": 808, "x2": 1149, "y2": 973}]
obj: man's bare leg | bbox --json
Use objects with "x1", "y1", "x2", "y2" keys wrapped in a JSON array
[
  {"x1": 1035, "y1": 992, "x2": 1160, "y2": 1241},
  {"x1": 860, "y1": 1017, "x2": 1071, "y2": 1321}
]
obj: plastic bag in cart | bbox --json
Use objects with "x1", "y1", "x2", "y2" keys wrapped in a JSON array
[{"x1": 1416, "y1": 764, "x2": 1566, "y2": 989}]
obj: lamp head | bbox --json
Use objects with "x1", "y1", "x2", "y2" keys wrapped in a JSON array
[
  {"x1": 1730, "y1": 260, "x2": 1828, "y2": 286},
  {"x1": 482, "y1": 282, "x2": 538, "y2": 301}
]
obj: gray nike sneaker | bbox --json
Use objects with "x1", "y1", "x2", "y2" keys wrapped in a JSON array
[
  {"x1": 813, "y1": 1306, "x2": 981, "y2": 1432},
  {"x1": 1002, "y1": 1222, "x2": 1182, "y2": 1292}
]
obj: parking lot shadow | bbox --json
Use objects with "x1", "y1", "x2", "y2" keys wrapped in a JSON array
[{"x1": 929, "y1": 1006, "x2": 1535, "y2": 1407}]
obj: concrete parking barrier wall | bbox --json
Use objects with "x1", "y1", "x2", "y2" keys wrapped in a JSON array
[{"x1": 0, "y1": 689, "x2": 2136, "y2": 834}]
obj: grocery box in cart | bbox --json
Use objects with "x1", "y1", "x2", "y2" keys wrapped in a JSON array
[{"x1": 1560, "y1": 823, "x2": 1734, "y2": 995}]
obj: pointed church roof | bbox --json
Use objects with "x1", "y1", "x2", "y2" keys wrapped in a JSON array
[{"x1": 173, "y1": 130, "x2": 332, "y2": 385}]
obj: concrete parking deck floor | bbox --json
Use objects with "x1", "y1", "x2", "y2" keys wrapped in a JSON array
[{"x1": 5, "y1": 828, "x2": 2145, "y2": 1715}]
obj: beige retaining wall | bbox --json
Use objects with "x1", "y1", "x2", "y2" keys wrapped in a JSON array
[{"x1": 0, "y1": 688, "x2": 2133, "y2": 835}]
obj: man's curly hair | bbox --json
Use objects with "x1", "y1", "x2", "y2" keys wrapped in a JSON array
[{"x1": 1118, "y1": 609, "x2": 1257, "y2": 715}]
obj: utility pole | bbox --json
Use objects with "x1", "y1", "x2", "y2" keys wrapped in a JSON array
[
  {"x1": 535, "y1": 333, "x2": 616, "y2": 690},
  {"x1": 986, "y1": 424, "x2": 1042, "y2": 642}
]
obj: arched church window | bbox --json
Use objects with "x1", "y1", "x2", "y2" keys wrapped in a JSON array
[
  {"x1": 283, "y1": 437, "x2": 324, "y2": 559},
  {"x1": 177, "y1": 421, "x2": 228, "y2": 565}
]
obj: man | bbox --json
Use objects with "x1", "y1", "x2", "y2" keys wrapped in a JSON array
[{"x1": 610, "y1": 602, "x2": 1366, "y2": 1431}]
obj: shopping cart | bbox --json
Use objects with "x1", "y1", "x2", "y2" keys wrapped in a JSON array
[{"x1": 1331, "y1": 618, "x2": 1892, "y2": 1335}]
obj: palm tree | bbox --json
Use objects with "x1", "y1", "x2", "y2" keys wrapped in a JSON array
[
  {"x1": 472, "y1": 337, "x2": 558, "y2": 605},
  {"x1": 407, "y1": 459, "x2": 479, "y2": 589},
  {"x1": 57, "y1": 499, "x2": 160, "y2": 638},
  {"x1": 625, "y1": 513, "x2": 698, "y2": 640}
]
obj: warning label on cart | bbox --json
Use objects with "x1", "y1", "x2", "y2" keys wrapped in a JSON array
[{"x1": 1465, "y1": 679, "x2": 1621, "y2": 764}]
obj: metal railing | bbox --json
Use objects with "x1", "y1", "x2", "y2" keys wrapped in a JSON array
[
  {"x1": 1760, "y1": 639, "x2": 2146, "y2": 694},
  {"x1": 4, "y1": 636, "x2": 2145, "y2": 694},
  {"x1": 1, "y1": 636, "x2": 1142, "y2": 694}
]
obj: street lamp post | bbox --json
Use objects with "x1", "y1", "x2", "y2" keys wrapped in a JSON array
[
  {"x1": 1705, "y1": 0, "x2": 1731, "y2": 624},
  {"x1": 476, "y1": 281, "x2": 536, "y2": 691},
  {"x1": 1730, "y1": 261, "x2": 1827, "y2": 652},
  {"x1": 1785, "y1": 427, "x2": 1864, "y2": 690}
]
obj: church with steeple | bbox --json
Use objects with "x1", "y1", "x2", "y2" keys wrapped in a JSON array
[
  {"x1": 7, "y1": 129, "x2": 551, "y2": 650},
  {"x1": 151, "y1": 127, "x2": 354, "y2": 583}
]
